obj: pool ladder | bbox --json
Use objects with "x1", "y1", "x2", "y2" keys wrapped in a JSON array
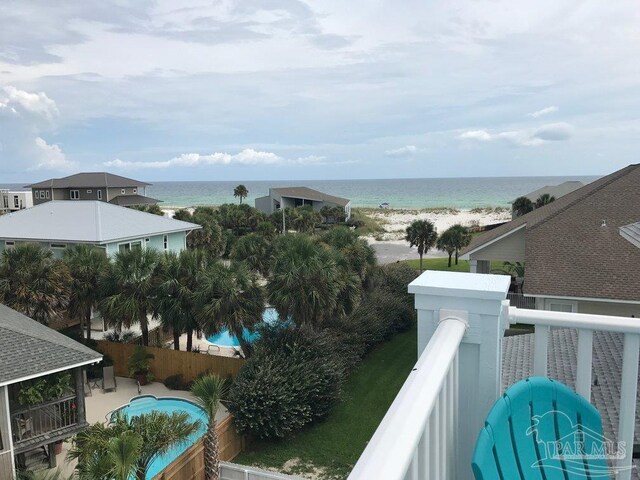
[{"x1": 136, "y1": 380, "x2": 142, "y2": 395}]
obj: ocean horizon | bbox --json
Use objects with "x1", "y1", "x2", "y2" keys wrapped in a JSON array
[{"x1": 2, "y1": 175, "x2": 599, "y2": 210}]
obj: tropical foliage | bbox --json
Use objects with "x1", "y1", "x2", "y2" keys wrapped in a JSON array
[
  {"x1": 436, "y1": 224, "x2": 471, "y2": 266},
  {"x1": 69, "y1": 411, "x2": 200, "y2": 480},
  {"x1": 535, "y1": 193, "x2": 555, "y2": 208},
  {"x1": 0, "y1": 244, "x2": 71, "y2": 325},
  {"x1": 512, "y1": 196, "x2": 534, "y2": 217}
]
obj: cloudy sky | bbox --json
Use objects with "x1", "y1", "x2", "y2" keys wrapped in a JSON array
[{"x1": 1, "y1": 0, "x2": 639, "y2": 183}]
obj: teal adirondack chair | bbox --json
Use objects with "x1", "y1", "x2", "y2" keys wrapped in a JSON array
[{"x1": 472, "y1": 377, "x2": 612, "y2": 479}]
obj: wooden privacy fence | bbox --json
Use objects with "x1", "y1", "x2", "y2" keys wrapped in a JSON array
[
  {"x1": 153, "y1": 415, "x2": 245, "y2": 480},
  {"x1": 95, "y1": 341, "x2": 245, "y2": 381}
]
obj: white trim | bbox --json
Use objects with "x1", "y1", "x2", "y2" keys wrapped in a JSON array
[
  {"x1": 460, "y1": 223, "x2": 526, "y2": 260},
  {"x1": 70, "y1": 189, "x2": 80, "y2": 200},
  {"x1": 0, "y1": 357, "x2": 102, "y2": 388},
  {"x1": 97, "y1": 190, "x2": 103, "y2": 200},
  {"x1": 526, "y1": 293, "x2": 640, "y2": 305},
  {"x1": 620, "y1": 227, "x2": 640, "y2": 249},
  {"x1": 2, "y1": 386, "x2": 16, "y2": 479}
]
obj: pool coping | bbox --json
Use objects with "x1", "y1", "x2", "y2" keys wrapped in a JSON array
[{"x1": 105, "y1": 394, "x2": 205, "y2": 423}]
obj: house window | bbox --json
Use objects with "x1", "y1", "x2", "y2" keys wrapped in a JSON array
[
  {"x1": 97, "y1": 190, "x2": 103, "y2": 200},
  {"x1": 45, "y1": 190, "x2": 49, "y2": 199},
  {"x1": 121, "y1": 189, "x2": 126, "y2": 194},
  {"x1": 5, "y1": 241, "x2": 15, "y2": 250},
  {"x1": 86, "y1": 189, "x2": 92, "y2": 193},
  {"x1": 35, "y1": 191, "x2": 40, "y2": 199},
  {"x1": 119, "y1": 240, "x2": 143, "y2": 254},
  {"x1": 13, "y1": 196, "x2": 19, "y2": 208},
  {"x1": 70, "y1": 190, "x2": 80, "y2": 200},
  {"x1": 163, "y1": 235, "x2": 168, "y2": 250},
  {"x1": 50, "y1": 243, "x2": 67, "y2": 249},
  {"x1": 40, "y1": 190, "x2": 46, "y2": 198},
  {"x1": 133, "y1": 188, "x2": 137, "y2": 194},
  {"x1": 131, "y1": 241, "x2": 142, "y2": 251},
  {"x1": 544, "y1": 299, "x2": 577, "y2": 313},
  {"x1": 118, "y1": 243, "x2": 130, "y2": 254}
]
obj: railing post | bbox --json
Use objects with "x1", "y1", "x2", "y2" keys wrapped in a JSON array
[{"x1": 409, "y1": 271, "x2": 510, "y2": 479}]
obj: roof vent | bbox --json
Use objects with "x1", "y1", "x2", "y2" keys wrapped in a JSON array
[{"x1": 601, "y1": 219, "x2": 607, "y2": 227}]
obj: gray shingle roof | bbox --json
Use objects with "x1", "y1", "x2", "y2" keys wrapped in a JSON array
[
  {"x1": 271, "y1": 187, "x2": 350, "y2": 207},
  {"x1": 503, "y1": 330, "x2": 640, "y2": 478},
  {"x1": 0, "y1": 303, "x2": 102, "y2": 386},
  {"x1": 108, "y1": 194, "x2": 162, "y2": 206},
  {"x1": 463, "y1": 164, "x2": 640, "y2": 302},
  {"x1": 0, "y1": 201, "x2": 200, "y2": 244},
  {"x1": 621, "y1": 222, "x2": 640, "y2": 248},
  {"x1": 25, "y1": 172, "x2": 151, "y2": 189}
]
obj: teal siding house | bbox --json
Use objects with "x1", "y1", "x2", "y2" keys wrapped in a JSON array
[{"x1": 0, "y1": 201, "x2": 200, "y2": 258}]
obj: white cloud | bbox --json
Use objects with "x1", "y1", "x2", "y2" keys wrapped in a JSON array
[
  {"x1": 0, "y1": 86, "x2": 73, "y2": 172},
  {"x1": 528, "y1": 106, "x2": 558, "y2": 118},
  {"x1": 384, "y1": 145, "x2": 418, "y2": 157},
  {"x1": 105, "y1": 148, "x2": 319, "y2": 169},
  {"x1": 458, "y1": 123, "x2": 573, "y2": 147}
]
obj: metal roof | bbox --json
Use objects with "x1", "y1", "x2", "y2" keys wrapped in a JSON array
[
  {"x1": 0, "y1": 303, "x2": 102, "y2": 386},
  {"x1": 108, "y1": 194, "x2": 162, "y2": 206},
  {"x1": 0, "y1": 201, "x2": 200, "y2": 244},
  {"x1": 620, "y1": 222, "x2": 640, "y2": 248},
  {"x1": 25, "y1": 172, "x2": 151, "y2": 189},
  {"x1": 271, "y1": 186, "x2": 350, "y2": 207},
  {"x1": 503, "y1": 329, "x2": 640, "y2": 478}
]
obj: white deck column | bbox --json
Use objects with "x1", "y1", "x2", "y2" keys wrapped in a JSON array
[{"x1": 409, "y1": 271, "x2": 510, "y2": 479}]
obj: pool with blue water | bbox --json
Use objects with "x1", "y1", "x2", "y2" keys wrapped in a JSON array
[
  {"x1": 111, "y1": 396, "x2": 207, "y2": 479},
  {"x1": 206, "y1": 307, "x2": 279, "y2": 347}
]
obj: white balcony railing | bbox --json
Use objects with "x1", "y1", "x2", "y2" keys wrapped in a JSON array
[{"x1": 349, "y1": 271, "x2": 640, "y2": 480}]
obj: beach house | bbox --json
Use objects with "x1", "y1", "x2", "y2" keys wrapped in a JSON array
[
  {"x1": 0, "y1": 190, "x2": 32, "y2": 214},
  {"x1": 0, "y1": 304, "x2": 102, "y2": 478},
  {"x1": 26, "y1": 172, "x2": 160, "y2": 208},
  {"x1": 0, "y1": 201, "x2": 200, "y2": 258},
  {"x1": 460, "y1": 164, "x2": 640, "y2": 317},
  {"x1": 255, "y1": 187, "x2": 351, "y2": 220}
]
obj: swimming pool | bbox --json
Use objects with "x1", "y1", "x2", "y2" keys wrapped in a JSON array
[
  {"x1": 111, "y1": 395, "x2": 207, "y2": 479},
  {"x1": 206, "y1": 307, "x2": 279, "y2": 347}
]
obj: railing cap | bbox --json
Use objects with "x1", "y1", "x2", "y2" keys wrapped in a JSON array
[{"x1": 408, "y1": 271, "x2": 510, "y2": 300}]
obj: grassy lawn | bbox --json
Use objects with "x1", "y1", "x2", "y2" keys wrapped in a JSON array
[
  {"x1": 402, "y1": 257, "x2": 505, "y2": 272},
  {"x1": 235, "y1": 323, "x2": 418, "y2": 479}
]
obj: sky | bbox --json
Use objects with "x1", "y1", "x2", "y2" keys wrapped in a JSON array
[{"x1": 1, "y1": 0, "x2": 639, "y2": 183}]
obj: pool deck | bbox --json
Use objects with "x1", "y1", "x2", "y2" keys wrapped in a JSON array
[
  {"x1": 173, "y1": 331, "x2": 245, "y2": 358},
  {"x1": 51, "y1": 376, "x2": 229, "y2": 477}
]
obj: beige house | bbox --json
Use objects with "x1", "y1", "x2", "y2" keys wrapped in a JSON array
[{"x1": 461, "y1": 164, "x2": 640, "y2": 316}]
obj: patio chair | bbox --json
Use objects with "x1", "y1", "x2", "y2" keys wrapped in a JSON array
[
  {"x1": 472, "y1": 377, "x2": 611, "y2": 479},
  {"x1": 102, "y1": 365, "x2": 117, "y2": 393}
]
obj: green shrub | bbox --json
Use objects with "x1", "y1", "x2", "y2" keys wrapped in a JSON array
[
  {"x1": 164, "y1": 374, "x2": 187, "y2": 390},
  {"x1": 228, "y1": 326, "x2": 345, "y2": 439}
]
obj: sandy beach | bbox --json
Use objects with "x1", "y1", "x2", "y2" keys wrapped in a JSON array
[{"x1": 362, "y1": 207, "x2": 511, "y2": 264}]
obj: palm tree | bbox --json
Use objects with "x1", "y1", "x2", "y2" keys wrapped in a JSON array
[
  {"x1": 268, "y1": 235, "x2": 341, "y2": 329},
  {"x1": 99, "y1": 248, "x2": 162, "y2": 346},
  {"x1": 230, "y1": 233, "x2": 272, "y2": 276},
  {"x1": 155, "y1": 250, "x2": 208, "y2": 351},
  {"x1": 233, "y1": 184, "x2": 248, "y2": 204},
  {"x1": 436, "y1": 229, "x2": 457, "y2": 267},
  {"x1": 64, "y1": 244, "x2": 109, "y2": 342},
  {"x1": 70, "y1": 411, "x2": 200, "y2": 480},
  {"x1": 512, "y1": 196, "x2": 534, "y2": 217},
  {"x1": 196, "y1": 262, "x2": 264, "y2": 357},
  {"x1": 405, "y1": 220, "x2": 438, "y2": 271},
  {"x1": 450, "y1": 224, "x2": 472, "y2": 265},
  {"x1": 535, "y1": 193, "x2": 555, "y2": 208},
  {"x1": 0, "y1": 244, "x2": 71, "y2": 325},
  {"x1": 191, "y1": 374, "x2": 228, "y2": 480}
]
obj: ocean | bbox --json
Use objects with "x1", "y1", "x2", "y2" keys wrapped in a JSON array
[{"x1": 2, "y1": 176, "x2": 599, "y2": 210}]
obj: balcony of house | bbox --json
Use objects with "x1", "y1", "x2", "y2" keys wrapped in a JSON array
[
  {"x1": 348, "y1": 271, "x2": 639, "y2": 480},
  {"x1": 8, "y1": 368, "x2": 87, "y2": 461}
]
